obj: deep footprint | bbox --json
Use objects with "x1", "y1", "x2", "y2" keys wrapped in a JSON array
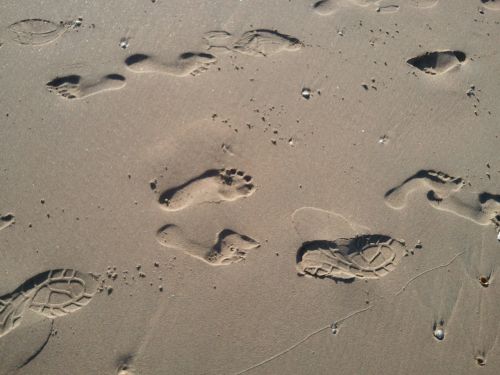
[
  {"x1": 0, "y1": 213, "x2": 15, "y2": 231},
  {"x1": 0, "y1": 269, "x2": 99, "y2": 338},
  {"x1": 407, "y1": 51, "x2": 466, "y2": 75},
  {"x1": 156, "y1": 224, "x2": 260, "y2": 266},
  {"x1": 428, "y1": 191, "x2": 500, "y2": 227},
  {"x1": 125, "y1": 52, "x2": 216, "y2": 77},
  {"x1": 297, "y1": 235, "x2": 408, "y2": 281},
  {"x1": 46, "y1": 74, "x2": 126, "y2": 100},
  {"x1": 158, "y1": 168, "x2": 255, "y2": 211},
  {"x1": 480, "y1": 0, "x2": 500, "y2": 10},
  {"x1": 384, "y1": 170, "x2": 465, "y2": 209}
]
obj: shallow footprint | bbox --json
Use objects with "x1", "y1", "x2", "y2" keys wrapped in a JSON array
[
  {"x1": 204, "y1": 29, "x2": 303, "y2": 57},
  {"x1": 156, "y1": 225, "x2": 260, "y2": 266},
  {"x1": 0, "y1": 269, "x2": 99, "y2": 338},
  {"x1": 8, "y1": 18, "x2": 81, "y2": 46},
  {"x1": 158, "y1": 168, "x2": 255, "y2": 211},
  {"x1": 384, "y1": 170, "x2": 465, "y2": 209},
  {"x1": 312, "y1": 0, "x2": 342, "y2": 16},
  {"x1": 407, "y1": 51, "x2": 466, "y2": 75},
  {"x1": 297, "y1": 235, "x2": 408, "y2": 281},
  {"x1": 46, "y1": 74, "x2": 126, "y2": 100},
  {"x1": 408, "y1": 0, "x2": 439, "y2": 8},
  {"x1": 0, "y1": 213, "x2": 15, "y2": 231},
  {"x1": 428, "y1": 192, "x2": 500, "y2": 227},
  {"x1": 125, "y1": 52, "x2": 216, "y2": 77}
]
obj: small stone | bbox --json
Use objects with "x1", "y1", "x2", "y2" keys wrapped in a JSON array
[
  {"x1": 378, "y1": 135, "x2": 389, "y2": 144},
  {"x1": 433, "y1": 328, "x2": 444, "y2": 340},
  {"x1": 301, "y1": 88, "x2": 311, "y2": 100},
  {"x1": 476, "y1": 355, "x2": 486, "y2": 366},
  {"x1": 159, "y1": 285, "x2": 163, "y2": 292},
  {"x1": 479, "y1": 276, "x2": 490, "y2": 287},
  {"x1": 119, "y1": 38, "x2": 129, "y2": 49},
  {"x1": 331, "y1": 322, "x2": 339, "y2": 335},
  {"x1": 149, "y1": 179, "x2": 157, "y2": 190}
]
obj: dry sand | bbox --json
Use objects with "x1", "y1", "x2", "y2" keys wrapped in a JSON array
[{"x1": 1, "y1": 0, "x2": 500, "y2": 374}]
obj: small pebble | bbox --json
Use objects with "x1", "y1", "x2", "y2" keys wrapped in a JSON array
[
  {"x1": 433, "y1": 328, "x2": 444, "y2": 340},
  {"x1": 301, "y1": 88, "x2": 311, "y2": 100},
  {"x1": 476, "y1": 356, "x2": 486, "y2": 366},
  {"x1": 330, "y1": 322, "x2": 338, "y2": 335},
  {"x1": 119, "y1": 38, "x2": 129, "y2": 49}
]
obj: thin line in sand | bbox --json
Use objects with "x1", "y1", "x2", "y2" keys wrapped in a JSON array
[
  {"x1": 395, "y1": 251, "x2": 464, "y2": 296},
  {"x1": 234, "y1": 252, "x2": 464, "y2": 374},
  {"x1": 234, "y1": 305, "x2": 372, "y2": 375}
]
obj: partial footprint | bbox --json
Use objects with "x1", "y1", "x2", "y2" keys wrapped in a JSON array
[
  {"x1": 408, "y1": 0, "x2": 439, "y2": 8},
  {"x1": 428, "y1": 192, "x2": 500, "y2": 227},
  {"x1": 297, "y1": 235, "x2": 408, "y2": 281},
  {"x1": 312, "y1": 0, "x2": 342, "y2": 16},
  {"x1": 376, "y1": 4, "x2": 400, "y2": 13},
  {"x1": 0, "y1": 214, "x2": 15, "y2": 231},
  {"x1": 407, "y1": 51, "x2": 466, "y2": 75},
  {"x1": 46, "y1": 74, "x2": 126, "y2": 100},
  {"x1": 158, "y1": 168, "x2": 255, "y2": 211},
  {"x1": 481, "y1": 0, "x2": 500, "y2": 10},
  {"x1": 384, "y1": 170, "x2": 465, "y2": 209},
  {"x1": 156, "y1": 225, "x2": 260, "y2": 266},
  {"x1": 8, "y1": 18, "x2": 81, "y2": 46},
  {"x1": 0, "y1": 269, "x2": 99, "y2": 338},
  {"x1": 204, "y1": 29, "x2": 302, "y2": 57},
  {"x1": 312, "y1": 0, "x2": 379, "y2": 15},
  {"x1": 125, "y1": 52, "x2": 216, "y2": 77}
]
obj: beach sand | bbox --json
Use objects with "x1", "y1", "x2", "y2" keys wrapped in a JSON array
[{"x1": 1, "y1": 0, "x2": 499, "y2": 374}]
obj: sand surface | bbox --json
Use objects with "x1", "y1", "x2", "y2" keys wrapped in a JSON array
[{"x1": 1, "y1": 0, "x2": 500, "y2": 374}]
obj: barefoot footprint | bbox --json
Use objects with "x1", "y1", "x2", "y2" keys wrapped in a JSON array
[
  {"x1": 156, "y1": 224, "x2": 260, "y2": 266},
  {"x1": 46, "y1": 74, "x2": 126, "y2": 100},
  {"x1": 428, "y1": 192, "x2": 500, "y2": 227},
  {"x1": 158, "y1": 168, "x2": 255, "y2": 211},
  {"x1": 312, "y1": 0, "x2": 379, "y2": 16},
  {"x1": 384, "y1": 170, "x2": 465, "y2": 209},
  {"x1": 386, "y1": 171, "x2": 499, "y2": 230},
  {"x1": 407, "y1": 51, "x2": 466, "y2": 75},
  {"x1": 125, "y1": 52, "x2": 216, "y2": 77},
  {"x1": 0, "y1": 269, "x2": 99, "y2": 338}
]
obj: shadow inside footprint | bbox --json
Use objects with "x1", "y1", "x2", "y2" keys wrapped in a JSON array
[
  {"x1": 178, "y1": 51, "x2": 215, "y2": 61},
  {"x1": 479, "y1": 192, "x2": 500, "y2": 204},
  {"x1": 105, "y1": 74, "x2": 126, "y2": 81},
  {"x1": 407, "y1": 51, "x2": 466, "y2": 74},
  {"x1": 46, "y1": 75, "x2": 81, "y2": 87},
  {"x1": 125, "y1": 54, "x2": 150, "y2": 66}
]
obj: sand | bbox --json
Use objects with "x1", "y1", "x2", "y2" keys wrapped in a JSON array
[{"x1": 1, "y1": 0, "x2": 499, "y2": 374}]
